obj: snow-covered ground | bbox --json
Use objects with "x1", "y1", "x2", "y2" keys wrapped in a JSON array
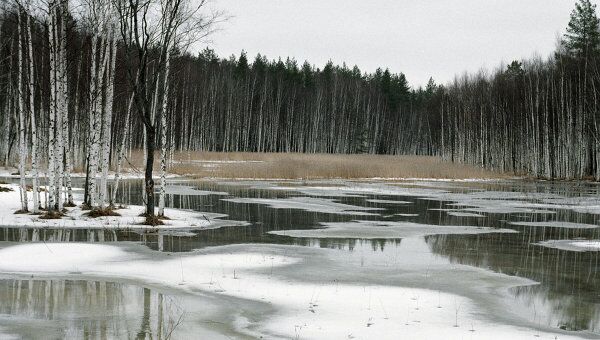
[
  {"x1": 0, "y1": 242, "x2": 587, "y2": 340},
  {"x1": 0, "y1": 183, "x2": 245, "y2": 230},
  {"x1": 0, "y1": 167, "x2": 179, "y2": 180}
]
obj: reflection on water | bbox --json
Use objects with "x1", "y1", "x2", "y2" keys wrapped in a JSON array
[
  {"x1": 510, "y1": 284, "x2": 600, "y2": 333},
  {"x1": 0, "y1": 278, "x2": 184, "y2": 339},
  {"x1": 1, "y1": 179, "x2": 600, "y2": 335}
]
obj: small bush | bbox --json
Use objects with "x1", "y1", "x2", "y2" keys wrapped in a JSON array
[
  {"x1": 39, "y1": 211, "x2": 63, "y2": 219},
  {"x1": 86, "y1": 208, "x2": 121, "y2": 218},
  {"x1": 14, "y1": 209, "x2": 29, "y2": 214},
  {"x1": 142, "y1": 215, "x2": 164, "y2": 226},
  {"x1": 0, "y1": 186, "x2": 13, "y2": 192}
]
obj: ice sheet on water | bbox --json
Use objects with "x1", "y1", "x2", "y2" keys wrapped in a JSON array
[
  {"x1": 0, "y1": 242, "x2": 583, "y2": 340},
  {"x1": 366, "y1": 199, "x2": 412, "y2": 204},
  {"x1": 164, "y1": 185, "x2": 229, "y2": 196},
  {"x1": 269, "y1": 220, "x2": 516, "y2": 239},
  {"x1": 536, "y1": 239, "x2": 600, "y2": 252},
  {"x1": 509, "y1": 221, "x2": 600, "y2": 229},
  {"x1": 223, "y1": 197, "x2": 383, "y2": 215}
]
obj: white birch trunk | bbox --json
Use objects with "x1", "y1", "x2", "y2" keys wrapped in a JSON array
[
  {"x1": 99, "y1": 33, "x2": 116, "y2": 209},
  {"x1": 47, "y1": 2, "x2": 58, "y2": 211},
  {"x1": 27, "y1": 12, "x2": 39, "y2": 213},
  {"x1": 17, "y1": 10, "x2": 28, "y2": 212},
  {"x1": 158, "y1": 50, "x2": 171, "y2": 217},
  {"x1": 111, "y1": 92, "x2": 134, "y2": 206}
]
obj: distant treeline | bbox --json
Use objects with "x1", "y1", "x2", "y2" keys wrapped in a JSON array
[{"x1": 1, "y1": 0, "x2": 600, "y2": 182}]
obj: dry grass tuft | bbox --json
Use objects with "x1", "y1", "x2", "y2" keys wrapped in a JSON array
[
  {"x1": 14, "y1": 209, "x2": 29, "y2": 214},
  {"x1": 86, "y1": 208, "x2": 121, "y2": 218},
  {"x1": 142, "y1": 215, "x2": 164, "y2": 226},
  {"x1": 39, "y1": 211, "x2": 63, "y2": 219},
  {"x1": 126, "y1": 151, "x2": 507, "y2": 180},
  {"x1": 0, "y1": 186, "x2": 13, "y2": 192}
]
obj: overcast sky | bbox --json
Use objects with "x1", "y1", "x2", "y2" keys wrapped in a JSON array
[{"x1": 208, "y1": 0, "x2": 597, "y2": 88}]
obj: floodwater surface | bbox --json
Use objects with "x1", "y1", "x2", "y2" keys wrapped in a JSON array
[{"x1": 0, "y1": 178, "x2": 599, "y2": 338}]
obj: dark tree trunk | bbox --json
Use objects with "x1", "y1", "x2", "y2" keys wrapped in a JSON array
[{"x1": 145, "y1": 125, "x2": 156, "y2": 216}]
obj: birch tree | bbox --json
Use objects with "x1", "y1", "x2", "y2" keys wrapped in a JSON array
[
  {"x1": 26, "y1": 2, "x2": 39, "y2": 213},
  {"x1": 16, "y1": 7, "x2": 28, "y2": 213}
]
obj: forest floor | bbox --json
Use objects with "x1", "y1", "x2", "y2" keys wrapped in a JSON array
[{"x1": 129, "y1": 151, "x2": 507, "y2": 180}]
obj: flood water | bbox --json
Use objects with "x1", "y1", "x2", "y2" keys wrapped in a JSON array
[{"x1": 0, "y1": 178, "x2": 599, "y2": 338}]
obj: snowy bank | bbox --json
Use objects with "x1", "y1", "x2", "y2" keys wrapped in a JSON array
[{"x1": 0, "y1": 184, "x2": 245, "y2": 230}]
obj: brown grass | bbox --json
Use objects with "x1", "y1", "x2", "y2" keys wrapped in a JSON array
[
  {"x1": 39, "y1": 211, "x2": 64, "y2": 219},
  {"x1": 125, "y1": 151, "x2": 506, "y2": 180},
  {"x1": 86, "y1": 208, "x2": 121, "y2": 218},
  {"x1": 142, "y1": 215, "x2": 164, "y2": 226}
]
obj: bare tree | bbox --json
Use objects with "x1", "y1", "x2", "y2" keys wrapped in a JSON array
[{"x1": 114, "y1": 0, "x2": 220, "y2": 221}]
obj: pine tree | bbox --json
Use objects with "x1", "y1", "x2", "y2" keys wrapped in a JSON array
[
  {"x1": 562, "y1": 0, "x2": 600, "y2": 57},
  {"x1": 505, "y1": 60, "x2": 524, "y2": 79}
]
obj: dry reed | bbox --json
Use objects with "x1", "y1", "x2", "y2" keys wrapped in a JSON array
[{"x1": 124, "y1": 151, "x2": 505, "y2": 180}]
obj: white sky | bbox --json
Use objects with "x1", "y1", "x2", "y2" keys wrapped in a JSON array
[{"x1": 208, "y1": 0, "x2": 597, "y2": 88}]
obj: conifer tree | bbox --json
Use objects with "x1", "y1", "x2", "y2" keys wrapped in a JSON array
[{"x1": 562, "y1": 0, "x2": 600, "y2": 57}]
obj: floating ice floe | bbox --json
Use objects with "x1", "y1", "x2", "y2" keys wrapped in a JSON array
[
  {"x1": 366, "y1": 199, "x2": 412, "y2": 204},
  {"x1": 269, "y1": 220, "x2": 516, "y2": 239},
  {"x1": 536, "y1": 239, "x2": 600, "y2": 252},
  {"x1": 447, "y1": 211, "x2": 486, "y2": 218},
  {"x1": 223, "y1": 197, "x2": 383, "y2": 215},
  {"x1": 164, "y1": 185, "x2": 229, "y2": 196},
  {"x1": 508, "y1": 221, "x2": 600, "y2": 229}
]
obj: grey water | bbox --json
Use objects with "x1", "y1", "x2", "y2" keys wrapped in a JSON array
[{"x1": 0, "y1": 178, "x2": 599, "y2": 338}]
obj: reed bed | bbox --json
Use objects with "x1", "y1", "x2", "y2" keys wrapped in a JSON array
[{"x1": 125, "y1": 151, "x2": 506, "y2": 180}]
